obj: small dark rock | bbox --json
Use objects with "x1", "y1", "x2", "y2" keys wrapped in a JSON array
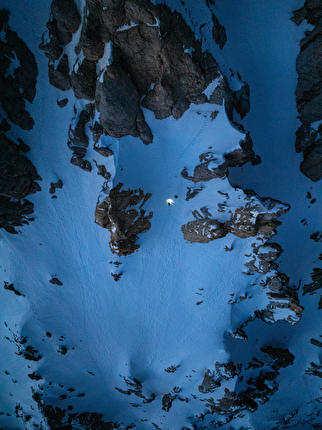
[
  {"x1": 57, "y1": 98, "x2": 68, "y2": 108},
  {"x1": 49, "y1": 277, "x2": 63, "y2": 286}
]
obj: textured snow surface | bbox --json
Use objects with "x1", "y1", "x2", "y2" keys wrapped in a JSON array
[{"x1": 0, "y1": 0, "x2": 322, "y2": 429}]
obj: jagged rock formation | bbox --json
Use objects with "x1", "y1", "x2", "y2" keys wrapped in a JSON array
[
  {"x1": 95, "y1": 183, "x2": 153, "y2": 256},
  {"x1": 40, "y1": 0, "x2": 258, "y2": 170},
  {"x1": 182, "y1": 185, "x2": 303, "y2": 327},
  {"x1": 182, "y1": 218, "x2": 228, "y2": 243},
  {"x1": 0, "y1": 133, "x2": 40, "y2": 200},
  {"x1": 68, "y1": 104, "x2": 93, "y2": 171},
  {"x1": 200, "y1": 347, "x2": 294, "y2": 420},
  {"x1": 0, "y1": 133, "x2": 41, "y2": 233},
  {"x1": 115, "y1": 376, "x2": 155, "y2": 404},
  {"x1": 181, "y1": 134, "x2": 259, "y2": 183},
  {"x1": 291, "y1": 0, "x2": 322, "y2": 181},
  {"x1": 40, "y1": 0, "x2": 219, "y2": 146},
  {"x1": 0, "y1": 9, "x2": 38, "y2": 130},
  {"x1": 244, "y1": 242, "x2": 283, "y2": 275},
  {"x1": 182, "y1": 189, "x2": 290, "y2": 243},
  {"x1": 0, "y1": 10, "x2": 40, "y2": 234},
  {"x1": 258, "y1": 272, "x2": 304, "y2": 324}
]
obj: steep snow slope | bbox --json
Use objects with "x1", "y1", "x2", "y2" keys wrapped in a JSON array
[{"x1": 0, "y1": 0, "x2": 321, "y2": 429}]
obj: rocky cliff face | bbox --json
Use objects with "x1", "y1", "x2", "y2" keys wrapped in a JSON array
[
  {"x1": 292, "y1": 0, "x2": 322, "y2": 181},
  {"x1": 40, "y1": 0, "x2": 258, "y2": 170},
  {"x1": 0, "y1": 133, "x2": 41, "y2": 233},
  {"x1": 0, "y1": 9, "x2": 38, "y2": 130},
  {"x1": 0, "y1": 10, "x2": 41, "y2": 233}
]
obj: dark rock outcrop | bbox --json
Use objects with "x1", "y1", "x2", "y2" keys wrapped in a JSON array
[
  {"x1": 225, "y1": 132, "x2": 260, "y2": 167},
  {"x1": 49, "y1": 0, "x2": 81, "y2": 46},
  {"x1": 204, "y1": 347, "x2": 294, "y2": 419},
  {"x1": 182, "y1": 190, "x2": 289, "y2": 244},
  {"x1": 198, "y1": 370, "x2": 221, "y2": 394},
  {"x1": 0, "y1": 197, "x2": 35, "y2": 234},
  {"x1": 0, "y1": 133, "x2": 41, "y2": 200},
  {"x1": 182, "y1": 218, "x2": 228, "y2": 243},
  {"x1": 233, "y1": 83, "x2": 250, "y2": 119},
  {"x1": 292, "y1": 0, "x2": 322, "y2": 181},
  {"x1": 181, "y1": 160, "x2": 228, "y2": 183},
  {"x1": 212, "y1": 14, "x2": 227, "y2": 49},
  {"x1": 68, "y1": 105, "x2": 93, "y2": 171},
  {"x1": 181, "y1": 134, "x2": 260, "y2": 184},
  {"x1": 244, "y1": 243, "x2": 283, "y2": 275},
  {"x1": 303, "y1": 268, "x2": 322, "y2": 295},
  {"x1": 228, "y1": 190, "x2": 290, "y2": 239},
  {"x1": 48, "y1": 54, "x2": 71, "y2": 91},
  {"x1": 40, "y1": 0, "x2": 225, "y2": 146},
  {"x1": 0, "y1": 133, "x2": 41, "y2": 233},
  {"x1": 0, "y1": 9, "x2": 38, "y2": 130},
  {"x1": 255, "y1": 271, "x2": 304, "y2": 324},
  {"x1": 95, "y1": 63, "x2": 150, "y2": 141},
  {"x1": 71, "y1": 59, "x2": 97, "y2": 100},
  {"x1": 95, "y1": 183, "x2": 153, "y2": 256}
]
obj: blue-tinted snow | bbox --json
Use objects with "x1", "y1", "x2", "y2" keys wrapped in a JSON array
[{"x1": 0, "y1": 0, "x2": 321, "y2": 429}]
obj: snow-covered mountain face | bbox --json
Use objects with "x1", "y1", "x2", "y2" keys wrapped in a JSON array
[{"x1": 0, "y1": 0, "x2": 321, "y2": 429}]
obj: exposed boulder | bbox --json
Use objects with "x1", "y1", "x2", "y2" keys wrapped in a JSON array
[
  {"x1": 95, "y1": 183, "x2": 153, "y2": 256},
  {"x1": 39, "y1": 32, "x2": 63, "y2": 62},
  {"x1": 228, "y1": 208, "x2": 284, "y2": 240},
  {"x1": 49, "y1": 179, "x2": 63, "y2": 195},
  {"x1": 295, "y1": 123, "x2": 319, "y2": 153},
  {"x1": 182, "y1": 218, "x2": 228, "y2": 243},
  {"x1": 0, "y1": 116, "x2": 11, "y2": 132},
  {"x1": 208, "y1": 75, "x2": 251, "y2": 122},
  {"x1": 57, "y1": 98, "x2": 68, "y2": 107},
  {"x1": 68, "y1": 108, "x2": 91, "y2": 149},
  {"x1": 0, "y1": 9, "x2": 38, "y2": 130}
]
